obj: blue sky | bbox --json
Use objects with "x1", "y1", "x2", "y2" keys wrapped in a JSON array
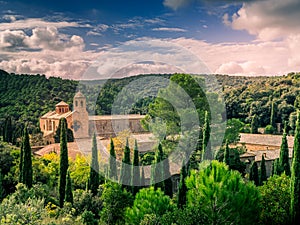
[{"x1": 0, "y1": 0, "x2": 299, "y2": 78}]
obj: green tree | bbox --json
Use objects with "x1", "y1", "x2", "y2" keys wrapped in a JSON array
[
  {"x1": 88, "y1": 133, "x2": 100, "y2": 195},
  {"x1": 19, "y1": 139, "x2": 24, "y2": 183},
  {"x1": 20, "y1": 126, "x2": 33, "y2": 188},
  {"x1": 141, "y1": 167, "x2": 145, "y2": 187},
  {"x1": 65, "y1": 170, "x2": 73, "y2": 205},
  {"x1": 58, "y1": 118, "x2": 69, "y2": 207},
  {"x1": 259, "y1": 174, "x2": 291, "y2": 225},
  {"x1": 0, "y1": 169, "x2": 4, "y2": 201},
  {"x1": 177, "y1": 161, "x2": 187, "y2": 209},
  {"x1": 223, "y1": 140, "x2": 230, "y2": 166},
  {"x1": 224, "y1": 118, "x2": 243, "y2": 144},
  {"x1": 202, "y1": 110, "x2": 211, "y2": 161},
  {"x1": 251, "y1": 114, "x2": 259, "y2": 134},
  {"x1": 279, "y1": 122, "x2": 290, "y2": 176},
  {"x1": 54, "y1": 118, "x2": 74, "y2": 143},
  {"x1": 131, "y1": 140, "x2": 140, "y2": 195},
  {"x1": 125, "y1": 187, "x2": 174, "y2": 225},
  {"x1": 3, "y1": 116, "x2": 13, "y2": 143},
  {"x1": 250, "y1": 161, "x2": 259, "y2": 186},
  {"x1": 108, "y1": 138, "x2": 117, "y2": 181},
  {"x1": 119, "y1": 138, "x2": 131, "y2": 188},
  {"x1": 260, "y1": 155, "x2": 267, "y2": 185},
  {"x1": 290, "y1": 111, "x2": 300, "y2": 224},
  {"x1": 270, "y1": 98, "x2": 276, "y2": 128},
  {"x1": 100, "y1": 182, "x2": 133, "y2": 225},
  {"x1": 186, "y1": 161, "x2": 261, "y2": 225},
  {"x1": 151, "y1": 143, "x2": 164, "y2": 191}
]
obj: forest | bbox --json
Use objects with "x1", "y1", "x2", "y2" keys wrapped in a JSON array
[{"x1": 1, "y1": 70, "x2": 300, "y2": 224}]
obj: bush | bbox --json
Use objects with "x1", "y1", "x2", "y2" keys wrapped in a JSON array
[{"x1": 265, "y1": 125, "x2": 275, "y2": 134}]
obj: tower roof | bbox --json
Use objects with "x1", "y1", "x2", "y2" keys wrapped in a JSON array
[
  {"x1": 55, "y1": 101, "x2": 69, "y2": 106},
  {"x1": 74, "y1": 91, "x2": 85, "y2": 98}
]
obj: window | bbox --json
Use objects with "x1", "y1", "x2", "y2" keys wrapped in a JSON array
[
  {"x1": 75, "y1": 101, "x2": 78, "y2": 107},
  {"x1": 81, "y1": 101, "x2": 83, "y2": 107}
]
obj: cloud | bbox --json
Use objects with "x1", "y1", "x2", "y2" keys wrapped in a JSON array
[
  {"x1": 0, "y1": 29, "x2": 28, "y2": 51},
  {"x1": 224, "y1": 0, "x2": 300, "y2": 40},
  {"x1": 86, "y1": 24, "x2": 109, "y2": 36},
  {"x1": 152, "y1": 27, "x2": 187, "y2": 32},
  {"x1": 216, "y1": 61, "x2": 266, "y2": 75},
  {"x1": 163, "y1": 0, "x2": 193, "y2": 10},
  {"x1": 0, "y1": 18, "x2": 90, "y2": 31}
]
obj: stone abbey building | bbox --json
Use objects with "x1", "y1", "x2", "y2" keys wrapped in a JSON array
[{"x1": 40, "y1": 92, "x2": 145, "y2": 143}]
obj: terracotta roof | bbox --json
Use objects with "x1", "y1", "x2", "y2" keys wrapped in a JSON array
[
  {"x1": 240, "y1": 133, "x2": 294, "y2": 148},
  {"x1": 41, "y1": 110, "x2": 73, "y2": 119},
  {"x1": 55, "y1": 101, "x2": 69, "y2": 106},
  {"x1": 241, "y1": 148, "x2": 293, "y2": 162},
  {"x1": 74, "y1": 92, "x2": 85, "y2": 98},
  {"x1": 89, "y1": 114, "x2": 145, "y2": 121}
]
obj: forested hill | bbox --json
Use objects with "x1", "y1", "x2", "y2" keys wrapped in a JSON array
[{"x1": 1, "y1": 68, "x2": 300, "y2": 135}]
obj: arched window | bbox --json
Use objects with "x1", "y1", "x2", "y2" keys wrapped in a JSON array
[{"x1": 81, "y1": 101, "x2": 83, "y2": 107}]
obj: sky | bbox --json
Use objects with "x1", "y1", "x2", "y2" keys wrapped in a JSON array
[{"x1": 0, "y1": 0, "x2": 300, "y2": 79}]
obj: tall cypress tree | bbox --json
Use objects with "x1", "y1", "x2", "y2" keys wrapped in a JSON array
[
  {"x1": 119, "y1": 138, "x2": 131, "y2": 188},
  {"x1": 177, "y1": 161, "x2": 187, "y2": 208},
  {"x1": 21, "y1": 126, "x2": 33, "y2": 188},
  {"x1": 65, "y1": 170, "x2": 73, "y2": 205},
  {"x1": 131, "y1": 140, "x2": 140, "y2": 195},
  {"x1": 0, "y1": 169, "x2": 4, "y2": 202},
  {"x1": 151, "y1": 143, "x2": 164, "y2": 190},
  {"x1": 141, "y1": 166, "x2": 145, "y2": 187},
  {"x1": 270, "y1": 99, "x2": 276, "y2": 128},
  {"x1": 223, "y1": 140, "x2": 230, "y2": 166},
  {"x1": 164, "y1": 157, "x2": 173, "y2": 198},
  {"x1": 19, "y1": 139, "x2": 24, "y2": 183},
  {"x1": 3, "y1": 116, "x2": 13, "y2": 143},
  {"x1": 290, "y1": 111, "x2": 300, "y2": 224},
  {"x1": 88, "y1": 133, "x2": 100, "y2": 195},
  {"x1": 202, "y1": 111, "x2": 211, "y2": 161},
  {"x1": 272, "y1": 158, "x2": 280, "y2": 176},
  {"x1": 108, "y1": 138, "x2": 117, "y2": 180},
  {"x1": 58, "y1": 118, "x2": 69, "y2": 207},
  {"x1": 279, "y1": 122, "x2": 291, "y2": 176},
  {"x1": 259, "y1": 155, "x2": 267, "y2": 185},
  {"x1": 249, "y1": 161, "x2": 259, "y2": 186},
  {"x1": 251, "y1": 114, "x2": 259, "y2": 134}
]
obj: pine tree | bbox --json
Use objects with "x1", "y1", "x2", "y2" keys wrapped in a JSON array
[
  {"x1": 177, "y1": 161, "x2": 187, "y2": 208},
  {"x1": 259, "y1": 155, "x2": 267, "y2": 185},
  {"x1": 279, "y1": 122, "x2": 290, "y2": 176},
  {"x1": 223, "y1": 140, "x2": 230, "y2": 166},
  {"x1": 202, "y1": 111, "x2": 211, "y2": 161},
  {"x1": 119, "y1": 138, "x2": 131, "y2": 188},
  {"x1": 21, "y1": 126, "x2": 33, "y2": 188},
  {"x1": 131, "y1": 140, "x2": 140, "y2": 195},
  {"x1": 108, "y1": 138, "x2": 117, "y2": 180},
  {"x1": 58, "y1": 118, "x2": 69, "y2": 207},
  {"x1": 65, "y1": 170, "x2": 73, "y2": 204},
  {"x1": 88, "y1": 133, "x2": 100, "y2": 195},
  {"x1": 249, "y1": 161, "x2": 259, "y2": 186},
  {"x1": 290, "y1": 111, "x2": 300, "y2": 224},
  {"x1": 251, "y1": 114, "x2": 259, "y2": 134}
]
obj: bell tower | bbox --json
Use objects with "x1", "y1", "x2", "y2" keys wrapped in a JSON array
[{"x1": 72, "y1": 91, "x2": 89, "y2": 138}]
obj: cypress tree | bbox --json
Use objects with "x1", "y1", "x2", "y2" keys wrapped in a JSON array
[
  {"x1": 131, "y1": 140, "x2": 140, "y2": 195},
  {"x1": 272, "y1": 158, "x2": 280, "y2": 176},
  {"x1": 65, "y1": 170, "x2": 73, "y2": 205},
  {"x1": 164, "y1": 157, "x2": 173, "y2": 198},
  {"x1": 151, "y1": 143, "x2": 164, "y2": 190},
  {"x1": 21, "y1": 126, "x2": 33, "y2": 188},
  {"x1": 58, "y1": 118, "x2": 69, "y2": 207},
  {"x1": 251, "y1": 114, "x2": 259, "y2": 134},
  {"x1": 108, "y1": 138, "x2": 117, "y2": 181},
  {"x1": 3, "y1": 116, "x2": 13, "y2": 143},
  {"x1": 270, "y1": 99, "x2": 276, "y2": 128},
  {"x1": 259, "y1": 155, "x2": 267, "y2": 185},
  {"x1": 19, "y1": 139, "x2": 24, "y2": 183},
  {"x1": 88, "y1": 133, "x2": 100, "y2": 195},
  {"x1": 177, "y1": 161, "x2": 187, "y2": 208},
  {"x1": 202, "y1": 111, "x2": 211, "y2": 161},
  {"x1": 290, "y1": 111, "x2": 300, "y2": 224},
  {"x1": 279, "y1": 122, "x2": 291, "y2": 176},
  {"x1": 249, "y1": 161, "x2": 259, "y2": 186},
  {"x1": 223, "y1": 140, "x2": 230, "y2": 166},
  {"x1": 119, "y1": 138, "x2": 131, "y2": 188},
  {"x1": 141, "y1": 166, "x2": 145, "y2": 187},
  {"x1": 0, "y1": 169, "x2": 4, "y2": 201}
]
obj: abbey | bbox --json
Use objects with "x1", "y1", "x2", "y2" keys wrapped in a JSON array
[{"x1": 40, "y1": 92, "x2": 145, "y2": 144}]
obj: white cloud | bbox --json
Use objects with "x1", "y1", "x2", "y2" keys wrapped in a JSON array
[
  {"x1": 0, "y1": 29, "x2": 28, "y2": 50},
  {"x1": 152, "y1": 27, "x2": 187, "y2": 32},
  {"x1": 163, "y1": 0, "x2": 193, "y2": 10},
  {"x1": 225, "y1": 0, "x2": 300, "y2": 41},
  {"x1": 0, "y1": 18, "x2": 90, "y2": 31}
]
